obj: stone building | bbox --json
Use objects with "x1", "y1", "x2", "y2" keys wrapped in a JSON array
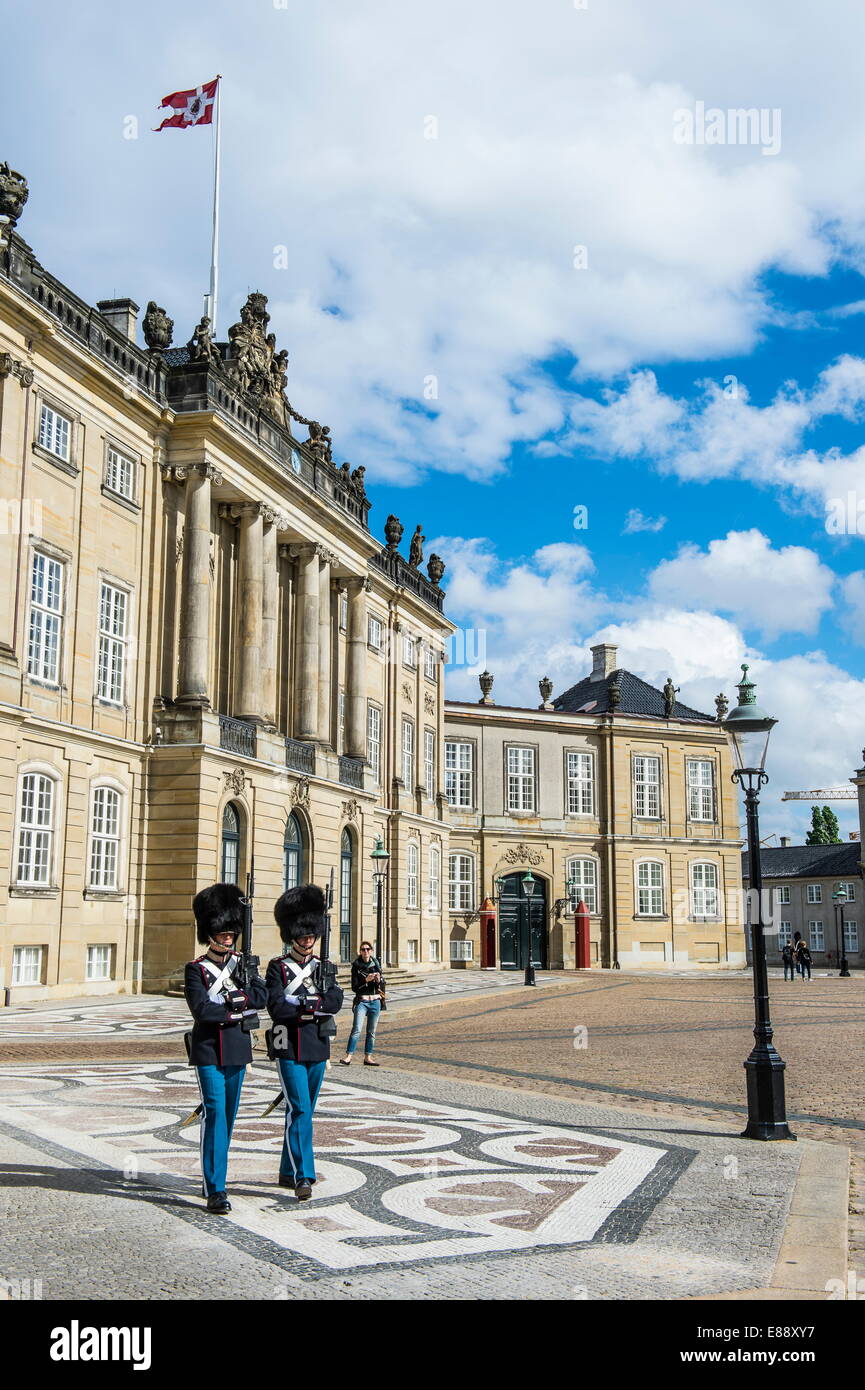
[
  {"x1": 0, "y1": 166, "x2": 453, "y2": 1001},
  {"x1": 444, "y1": 646, "x2": 746, "y2": 971}
]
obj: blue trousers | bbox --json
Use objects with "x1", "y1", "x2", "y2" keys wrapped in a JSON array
[
  {"x1": 195, "y1": 1064, "x2": 245, "y2": 1197},
  {"x1": 346, "y1": 998, "x2": 381, "y2": 1055},
  {"x1": 277, "y1": 1058, "x2": 327, "y2": 1183}
]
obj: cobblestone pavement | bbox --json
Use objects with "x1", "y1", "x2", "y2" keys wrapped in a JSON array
[{"x1": 0, "y1": 1059, "x2": 805, "y2": 1301}]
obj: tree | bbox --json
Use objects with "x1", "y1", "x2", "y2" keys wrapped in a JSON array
[
  {"x1": 821, "y1": 805, "x2": 842, "y2": 844},
  {"x1": 806, "y1": 806, "x2": 828, "y2": 845}
]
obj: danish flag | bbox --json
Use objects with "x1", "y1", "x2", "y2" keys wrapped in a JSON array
[{"x1": 155, "y1": 76, "x2": 219, "y2": 131}]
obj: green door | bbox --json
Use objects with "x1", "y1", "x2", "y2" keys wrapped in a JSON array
[{"x1": 498, "y1": 871, "x2": 547, "y2": 970}]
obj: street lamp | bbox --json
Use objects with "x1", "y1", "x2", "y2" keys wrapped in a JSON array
[
  {"x1": 370, "y1": 834, "x2": 390, "y2": 966},
  {"x1": 522, "y1": 871, "x2": 537, "y2": 987},
  {"x1": 832, "y1": 887, "x2": 851, "y2": 978},
  {"x1": 726, "y1": 664, "x2": 794, "y2": 1142}
]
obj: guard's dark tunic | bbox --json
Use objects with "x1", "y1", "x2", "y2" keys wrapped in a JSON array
[
  {"x1": 184, "y1": 952, "x2": 267, "y2": 1067},
  {"x1": 266, "y1": 955, "x2": 344, "y2": 1063}
]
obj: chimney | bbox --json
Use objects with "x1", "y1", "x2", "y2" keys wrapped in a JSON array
[
  {"x1": 97, "y1": 298, "x2": 139, "y2": 343},
  {"x1": 590, "y1": 643, "x2": 618, "y2": 682},
  {"x1": 780, "y1": 836, "x2": 790, "y2": 848}
]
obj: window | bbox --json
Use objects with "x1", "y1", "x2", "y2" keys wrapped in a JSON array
[
  {"x1": 429, "y1": 846, "x2": 441, "y2": 911},
  {"x1": 636, "y1": 861, "x2": 664, "y2": 916},
  {"x1": 367, "y1": 705, "x2": 381, "y2": 784},
  {"x1": 566, "y1": 752, "x2": 594, "y2": 816},
  {"x1": 450, "y1": 939, "x2": 473, "y2": 961},
  {"x1": 690, "y1": 861, "x2": 719, "y2": 917},
  {"x1": 838, "y1": 883, "x2": 857, "y2": 903},
  {"x1": 338, "y1": 690, "x2": 345, "y2": 753},
  {"x1": 17, "y1": 773, "x2": 55, "y2": 885},
  {"x1": 406, "y1": 939, "x2": 419, "y2": 963},
  {"x1": 808, "y1": 921, "x2": 824, "y2": 951},
  {"x1": 403, "y1": 633, "x2": 416, "y2": 667},
  {"x1": 424, "y1": 644, "x2": 437, "y2": 681},
  {"x1": 633, "y1": 756, "x2": 661, "y2": 819},
  {"x1": 38, "y1": 403, "x2": 71, "y2": 461},
  {"x1": 445, "y1": 742, "x2": 473, "y2": 808},
  {"x1": 424, "y1": 729, "x2": 435, "y2": 800},
  {"x1": 340, "y1": 593, "x2": 348, "y2": 631},
  {"x1": 28, "y1": 553, "x2": 64, "y2": 683},
  {"x1": 778, "y1": 921, "x2": 793, "y2": 947},
  {"x1": 407, "y1": 842, "x2": 419, "y2": 909},
  {"x1": 448, "y1": 853, "x2": 474, "y2": 911},
  {"x1": 97, "y1": 582, "x2": 128, "y2": 704},
  {"x1": 507, "y1": 746, "x2": 535, "y2": 812},
  {"x1": 687, "y1": 759, "x2": 716, "y2": 821},
  {"x1": 844, "y1": 921, "x2": 859, "y2": 953},
  {"x1": 89, "y1": 786, "x2": 121, "y2": 890},
  {"x1": 284, "y1": 812, "x2": 303, "y2": 890},
  {"x1": 340, "y1": 828, "x2": 354, "y2": 949},
  {"x1": 368, "y1": 615, "x2": 383, "y2": 650},
  {"x1": 12, "y1": 946, "x2": 44, "y2": 986},
  {"x1": 776, "y1": 885, "x2": 791, "y2": 905},
  {"x1": 807, "y1": 884, "x2": 822, "y2": 904},
  {"x1": 402, "y1": 718, "x2": 414, "y2": 789},
  {"x1": 221, "y1": 803, "x2": 240, "y2": 884},
  {"x1": 105, "y1": 445, "x2": 136, "y2": 501},
  {"x1": 567, "y1": 858, "x2": 598, "y2": 914},
  {"x1": 429, "y1": 938, "x2": 440, "y2": 962},
  {"x1": 86, "y1": 945, "x2": 113, "y2": 981}
]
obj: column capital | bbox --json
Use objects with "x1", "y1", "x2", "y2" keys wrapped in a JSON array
[
  {"x1": 262, "y1": 504, "x2": 290, "y2": 529},
  {"x1": 189, "y1": 461, "x2": 223, "y2": 486},
  {"x1": 315, "y1": 543, "x2": 338, "y2": 566},
  {"x1": 345, "y1": 574, "x2": 370, "y2": 595},
  {"x1": 160, "y1": 463, "x2": 188, "y2": 486}
]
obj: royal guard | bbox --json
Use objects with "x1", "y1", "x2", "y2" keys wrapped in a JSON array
[
  {"x1": 184, "y1": 883, "x2": 267, "y2": 1214},
  {"x1": 266, "y1": 885, "x2": 344, "y2": 1201}
]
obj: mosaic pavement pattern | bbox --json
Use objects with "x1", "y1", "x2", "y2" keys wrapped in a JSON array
[{"x1": 0, "y1": 1062, "x2": 683, "y2": 1277}]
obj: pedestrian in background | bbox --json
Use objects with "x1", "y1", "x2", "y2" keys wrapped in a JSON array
[
  {"x1": 795, "y1": 936, "x2": 813, "y2": 981},
  {"x1": 339, "y1": 942, "x2": 385, "y2": 1067},
  {"x1": 781, "y1": 941, "x2": 795, "y2": 982}
]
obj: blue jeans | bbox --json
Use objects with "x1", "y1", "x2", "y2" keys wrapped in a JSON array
[
  {"x1": 195, "y1": 1064, "x2": 245, "y2": 1197},
  {"x1": 346, "y1": 998, "x2": 381, "y2": 1056},
  {"x1": 277, "y1": 1058, "x2": 327, "y2": 1183}
]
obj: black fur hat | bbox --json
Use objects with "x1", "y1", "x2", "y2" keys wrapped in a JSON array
[
  {"x1": 193, "y1": 882, "x2": 246, "y2": 945},
  {"x1": 274, "y1": 884, "x2": 326, "y2": 944}
]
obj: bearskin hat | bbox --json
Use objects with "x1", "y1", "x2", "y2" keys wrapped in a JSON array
[
  {"x1": 274, "y1": 883, "x2": 326, "y2": 944},
  {"x1": 193, "y1": 882, "x2": 246, "y2": 945}
]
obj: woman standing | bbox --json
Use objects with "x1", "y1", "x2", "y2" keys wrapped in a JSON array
[{"x1": 339, "y1": 942, "x2": 385, "y2": 1067}]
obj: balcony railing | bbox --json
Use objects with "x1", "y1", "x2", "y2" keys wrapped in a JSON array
[
  {"x1": 338, "y1": 756, "x2": 364, "y2": 789},
  {"x1": 285, "y1": 737, "x2": 316, "y2": 775},
  {"x1": 219, "y1": 715, "x2": 257, "y2": 758}
]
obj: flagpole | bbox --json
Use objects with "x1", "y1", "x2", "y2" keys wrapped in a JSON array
[{"x1": 207, "y1": 76, "x2": 222, "y2": 335}]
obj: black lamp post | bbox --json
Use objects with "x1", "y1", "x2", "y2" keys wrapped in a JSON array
[
  {"x1": 832, "y1": 887, "x2": 851, "y2": 977},
  {"x1": 370, "y1": 834, "x2": 390, "y2": 966},
  {"x1": 726, "y1": 664, "x2": 794, "y2": 1141},
  {"x1": 522, "y1": 870, "x2": 537, "y2": 986}
]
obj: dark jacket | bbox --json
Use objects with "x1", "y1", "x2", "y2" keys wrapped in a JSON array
[
  {"x1": 266, "y1": 955, "x2": 344, "y2": 1063},
  {"x1": 184, "y1": 953, "x2": 267, "y2": 1068},
  {"x1": 351, "y1": 955, "x2": 385, "y2": 1005}
]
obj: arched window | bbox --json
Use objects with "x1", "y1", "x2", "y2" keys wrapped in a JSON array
[
  {"x1": 690, "y1": 861, "x2": 719, "y2": 917},
  {"x1": 567, "y1": 857, "x2": 599, "y2": 915},
  {"x1": 17, "y1": 772, "x2": 56, "y2": 885},
  {"x1": 635, "y1": 860, "x2": 664, "y2": 916},
  {"x1": 340, "y1": 828, "x2": 355, "y2": 962},
  {"x1": 90, "y1": 786, "x2": 122, "y2": 890},
  {"x1": 284, "y1": 812, "x2": 304, "y2": 891},
  {"x1": 221, "y1": 803, "x2": 241, "y2": 884},
  {"x1": 429, "y1": 846, "x2": 441, "y2": 912},
  {"x1": 407, "y1": 842, "x2": 419, "y2": 909},
  {"x1": 448, "y1": 853, "x2": 475, "y2": 911}
]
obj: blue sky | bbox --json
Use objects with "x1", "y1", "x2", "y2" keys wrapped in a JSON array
[{"x1": 3, "y1": 0, "x2": 865, "y2": 839}]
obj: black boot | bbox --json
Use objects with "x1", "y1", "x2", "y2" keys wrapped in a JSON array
[
  {"x1": 278, "y1": 1174, "x2": 295, "y2": 1189},
  {"x1": 207, "y1": 1191, "x2": 231, "y2": 1214},
  {"x1": 295, "y1": 1179, "x2": 312, "y2": 1202}
]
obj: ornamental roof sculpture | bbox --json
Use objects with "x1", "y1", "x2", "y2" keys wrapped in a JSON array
[{"x1": 224, "y1": 291, "x2": 290, "y2": 426}]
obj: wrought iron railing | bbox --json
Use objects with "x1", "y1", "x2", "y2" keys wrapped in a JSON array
[
  {"x1": 285, "y1": 737, "x2": 316, "y2": 775},
  {"x1": 338, "y1": 756, "x2": 364, "y2": 789},
  {"x1": 219, "y1": 715, "x2": 256, "y2": 758}
]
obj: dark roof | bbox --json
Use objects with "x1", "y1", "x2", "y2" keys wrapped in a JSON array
[
  {"x1": 552, "y1": 669, "x2": 713, "y2": 722},
  {"x1": 742, "y1": 843, "x2": 863, "y2": 882}
]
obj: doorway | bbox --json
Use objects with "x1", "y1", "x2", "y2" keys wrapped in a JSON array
[{"x1": 498, "y1": 871, "x2": 547, "y2": 970}]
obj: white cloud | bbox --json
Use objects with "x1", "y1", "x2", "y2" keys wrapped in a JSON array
[
  {"x1": 648, "y1": 530, "x2": 836, "y2": 639},
  {"x1": 623, "y1": 509, "x2": 667, "y2": 534},
  {"x1": 841, "y1": 571, "x2": 865, "y2": 644}
]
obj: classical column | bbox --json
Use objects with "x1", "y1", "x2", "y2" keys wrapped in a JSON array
[
  {"x1": 345, "y1": 575, "x2": 368, "y2": 759},
  {"x1": 317, "y1": 550, "x2": 335, "y2": 746},
  {"x1": 177, "y1": 462, "x2": 221, "y2": 706},
  {"x1": 234, "y1": 502, "x2": 264, "y2": 723},
  {"x1": 295, "y1": 544, "x2": 321, "y2": 741},
  {"x1": 261, "y1": 508, "x2": 284, "y2": 731}
]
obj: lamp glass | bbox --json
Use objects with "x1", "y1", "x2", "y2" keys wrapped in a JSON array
[
  {"x1": 728, "y1": 720, "x2": 774, "y2": 773},
  {"x1": 522, "y1": 871, "x2": 536, "y2": 899}
]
